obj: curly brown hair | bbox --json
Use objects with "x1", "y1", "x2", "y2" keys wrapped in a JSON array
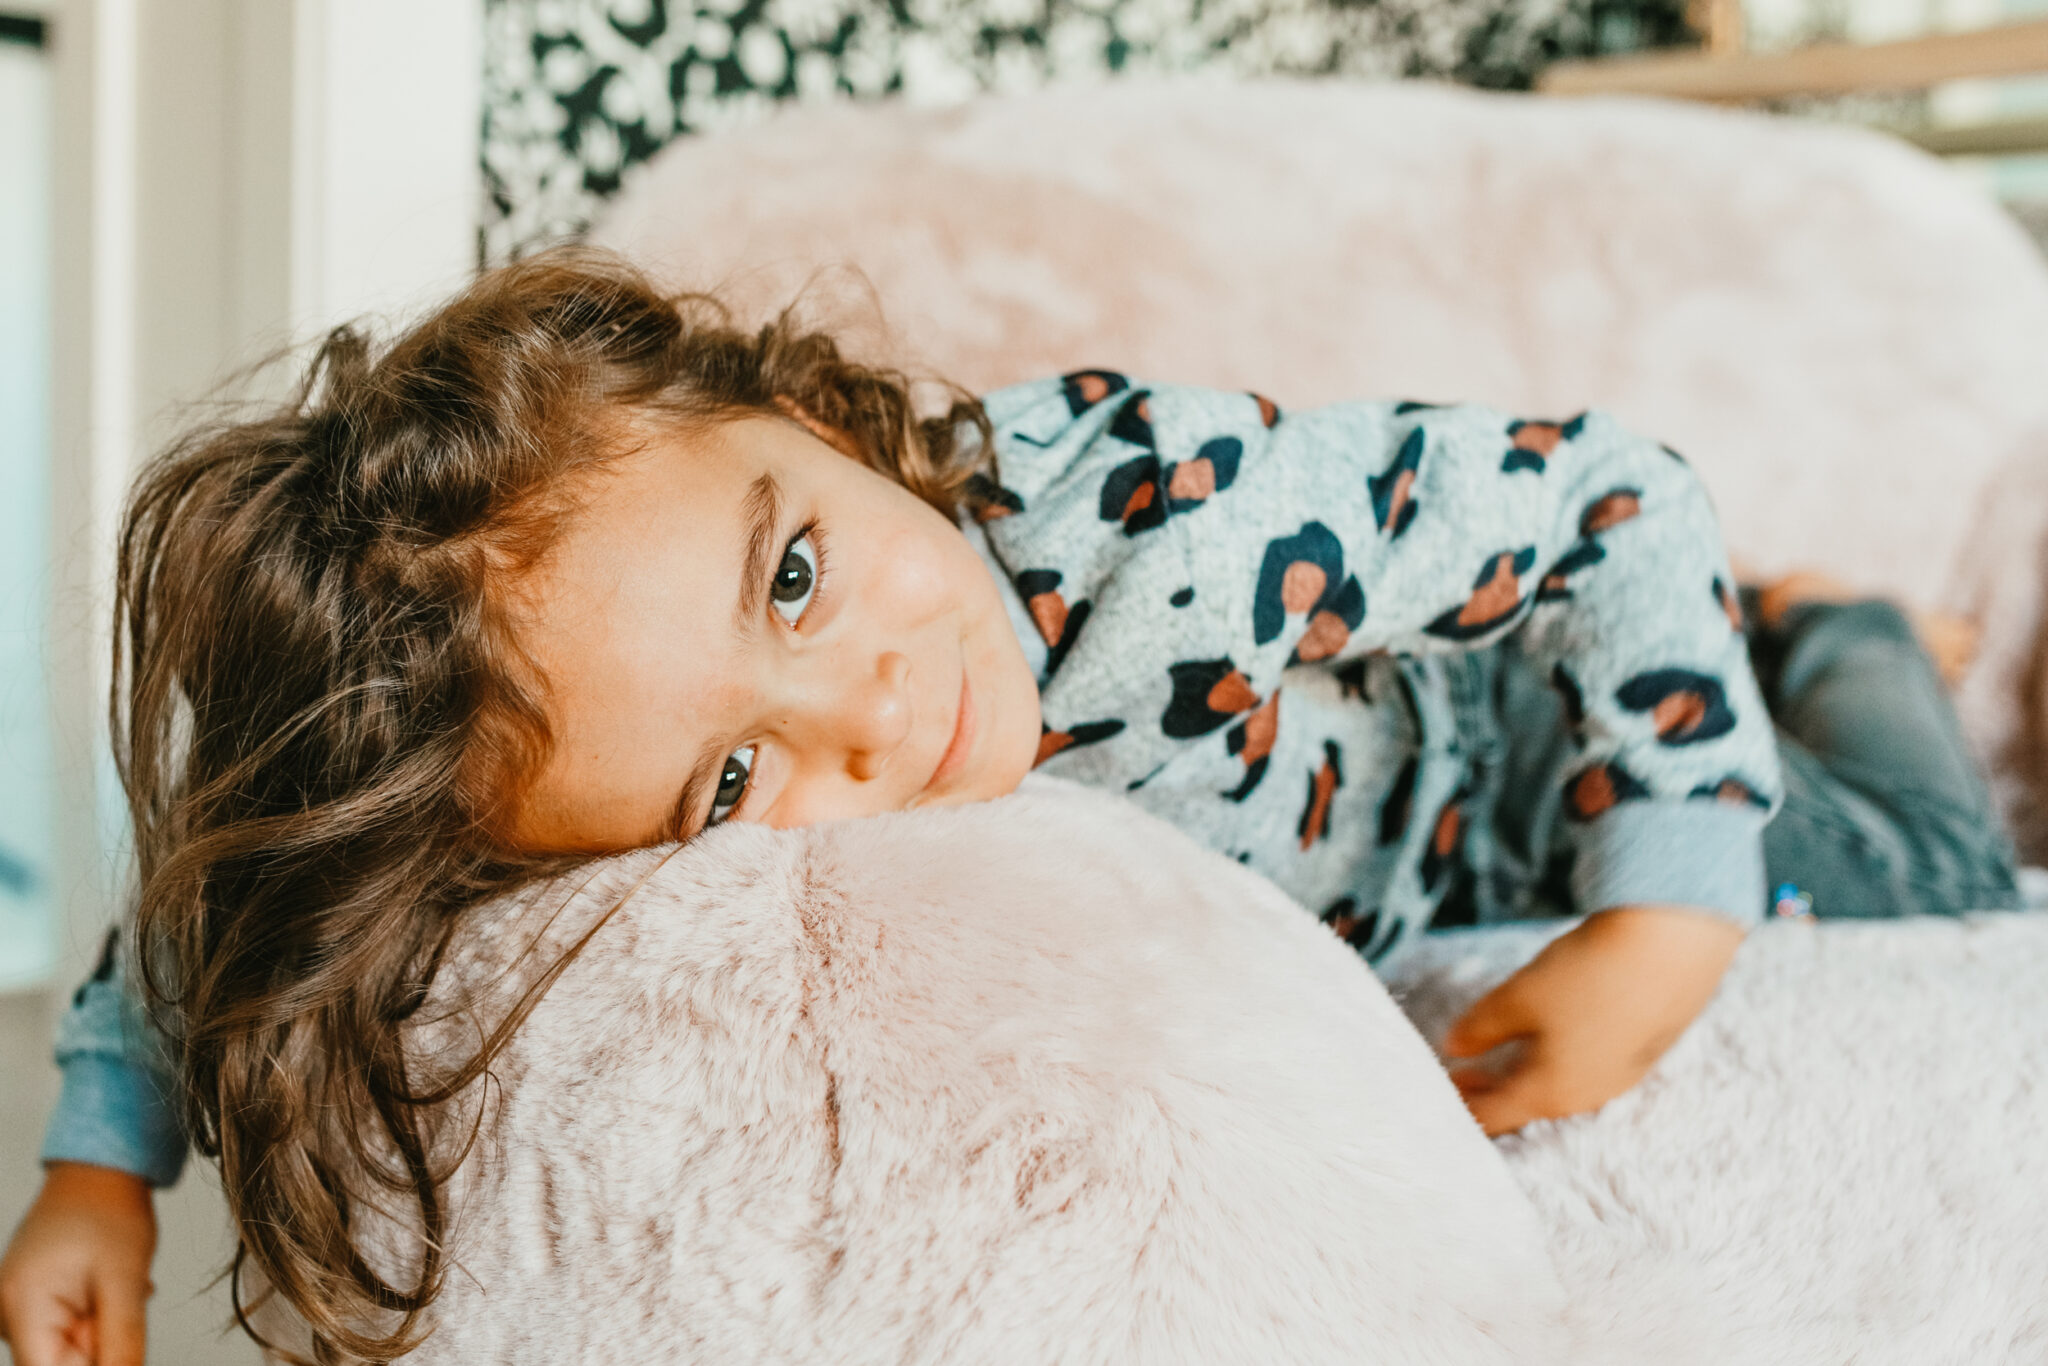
[{"x1": 116, "y1": 247, "x2": 991, "y2": 1363}]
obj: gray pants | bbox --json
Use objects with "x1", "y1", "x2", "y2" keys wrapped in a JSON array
[{"x1": 1747, "y1": 598, "x2": 2021, "y2": 918}]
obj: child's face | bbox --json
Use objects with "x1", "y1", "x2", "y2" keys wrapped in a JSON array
[{"x1": 506, "y1": 412, "x2": 1043, "y2": 853}]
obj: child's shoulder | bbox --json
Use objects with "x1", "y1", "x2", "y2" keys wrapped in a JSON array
[
  {"x1": 978, "y1": 373, "x2": 1544, "y2": 446},
  {"x1": 975, "y1": 373, "x2": 1542, "y2": 504},
  {"x1": 977, "y1": 374, "x2": 1250, "y2": 512},
  {"x1": 981, "y1": 371, "x2": 1299, "y2": 428}
]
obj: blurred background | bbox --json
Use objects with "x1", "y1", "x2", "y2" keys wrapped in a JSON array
[{"x1": 2, "y1": 0, "x2": 2044, "y2": 1360}]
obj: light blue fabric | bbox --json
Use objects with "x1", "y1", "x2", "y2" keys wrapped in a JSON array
[
  {"x1": 40, "y1": 930, "x2": 186, "y2": 1187},
  {"x1": 1569, "y1": 801, "x2": 1768, "y2": 922}
]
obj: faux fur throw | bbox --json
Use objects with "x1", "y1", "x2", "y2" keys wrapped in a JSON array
[
  {"x1": 387, "y1": 777, "x2": 1564, "y2": 1363},
  {"x1": 1389, "y1": 906, "x2": 2048, "y2": 1364},
  {"x1": 369, "y1": 779, "x2": 2048, "y2": 1364}
]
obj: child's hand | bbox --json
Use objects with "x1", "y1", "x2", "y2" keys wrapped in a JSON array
[
  {"x1": 1441, "y1": 906, "x2": 1744, "y2": 1137},
  {"x1": 0, "y1": 1163, "x2": 156, "y2": 1366}
]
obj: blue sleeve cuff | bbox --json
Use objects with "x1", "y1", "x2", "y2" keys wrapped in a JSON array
[
  {"x1": 40, "y1": 1052, "x2": 189, "y2": 1189},
  {"x1": 1569, "y1": 799, "x2": 1768, "y2": 928}
]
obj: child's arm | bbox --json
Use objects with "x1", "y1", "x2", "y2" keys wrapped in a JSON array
[{"x1": 1, "y1": 930, "x2": 185, "y2": 1365}]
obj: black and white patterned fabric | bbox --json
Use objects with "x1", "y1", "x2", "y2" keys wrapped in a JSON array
[{"x1": 481, "y1": 0, "x2": 1693, "y2": 260}]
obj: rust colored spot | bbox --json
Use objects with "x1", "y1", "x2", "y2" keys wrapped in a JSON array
[
  {"x1": 1135, "y1": 397, "x2": 1151, "y2": 423},
  {"x1": 1035, "y1": 731, "x2": 1073, "y2": 767},
  {"x1": 1717, "y1": 779, "x2": 1756, "y2": 805},
  {"x1": 1459, "y1": 556, "x2": 1523, "y2": 626},
  {"x1": 974, "y1": 502, "x2": 1013, "y2": 522},
  {"x1": 1328, "y1": 913, "x2": 1360, "y2": 940},
  {"x1": 1121, "y1": 481, "x2": 1155, "y2": 520},
  {"x1": 1240, "y1": 693, "x2": 1280, "y2": 765},
  {"x1": 1388, "y1": 469, "x2": 1414, "y2": 525},
  {"x1": 1432, "y1": 802, "x2": 1462, "y2": 857},
  {"x1": 1207, "y1": 670, "x2": 1258, "y2": 717},
  {"x1": 1076, "y1": 373, "x2": 1113, "y2": 404},
  {"x1": 1512, "y1": 422, "x2": 1563, "y2": 457},
  {"x1": 1281, "y1": 561, "x2": 1327, "y2": 613},
  {"x1": 1570, "y1": 766, "x2": 1617, "y2": 818},
  {"x1": 1653, "y1": 692, "x2": 1707, "y2": 739},
  {"x1": 1581, "y1": 492, "x2": 1642, "y2": 535},
  {"x1": 1027, "y1": 592, "x2": 1068, "y2": 647},
  {"x1": 1254, "y1": 393, "x2": 1280, "y2": 428},
  {"x1": 1300, "y1": 762, "x2": 1338, "y2": 850},
  {"x1": 1542, "y1": 572, "x2": 1568, "y2": 595},
  {"x1": 1296, "y1": 610, "x2": 1350, "y2": 662},
  {"x1": 1167, "y1": 458, "x2": 1216, "y2": 502}
]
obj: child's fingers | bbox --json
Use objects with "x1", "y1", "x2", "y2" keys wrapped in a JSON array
[
  {"x1": 1459, "y1": 1058, "x2": 1556, "y2": 1137},
  {"x1": 1448, "y1": 1066, "x2": 1499, "y2": 1100},
  {"x1": 1441, "y1": 978, "x2": 1534, "y2": 1059},
  {"x1": 90, "y1": 1269, "x2": 149, "y2": 1366},
  {"x1": 1447, "y1": 1034, "x2": 1533, "y2": 1099},
  {"x1": 0, "y1": 1291, "x2": 90, "y2": 1366}
]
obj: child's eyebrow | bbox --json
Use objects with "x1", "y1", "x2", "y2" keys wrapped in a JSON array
[{"x1": 732, "y1": 471, "x2": 783, "y2": 631}]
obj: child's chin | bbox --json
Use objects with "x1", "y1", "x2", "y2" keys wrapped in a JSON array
[
  {"x1": 926, "y1": 744, "x2": 1037, "y2": 812},
  {"x1": 917, "y1": 771, "x2": 1030, "y2": 814}
]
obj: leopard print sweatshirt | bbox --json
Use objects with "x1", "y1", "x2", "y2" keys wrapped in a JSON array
[{"x1": 965, "y1": 372, "x2": 1782, "y2": 964}]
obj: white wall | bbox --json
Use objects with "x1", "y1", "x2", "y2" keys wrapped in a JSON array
[{"x1": 292, "y1": 0, "x2": 484, "y2": 336}]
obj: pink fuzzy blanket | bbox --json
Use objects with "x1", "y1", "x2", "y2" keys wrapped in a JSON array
[{"x1": 359, "y1": 779, "x2": 2048, "y2": 1364}]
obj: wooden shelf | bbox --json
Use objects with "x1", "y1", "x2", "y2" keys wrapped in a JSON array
[
  {"x1": 1896, "y1": 116, "x2": 2048, "y2": 157},
  {"x1": 1539, "y1": 16, "x2": 2048, "y2": 101}
]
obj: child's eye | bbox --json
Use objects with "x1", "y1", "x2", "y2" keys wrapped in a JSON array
[
  {"x1": 770, "y1": 531, "x2": 819, "y2": 625},
  {"x1": 708, "y1": 744, "x2": 756, "y2": 826}
]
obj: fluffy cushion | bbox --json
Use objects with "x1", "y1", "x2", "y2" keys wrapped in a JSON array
[
  {"x1": 591, "y1": 77, "x2": 2048, "y2": 851},
  {"x1": 401, "y1": 777, "x2": 1566, "y2": 1364},
  {"x1": 385, "y1": 784, "x2": 2048, "y2": 1364},
  {"x1": 1388, "y1": 905, "x2": 2048, "y2": 1365}
]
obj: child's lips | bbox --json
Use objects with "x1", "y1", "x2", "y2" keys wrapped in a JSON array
[{"x1": 924, "y1": 672, "x2": 975, "y2": 798}]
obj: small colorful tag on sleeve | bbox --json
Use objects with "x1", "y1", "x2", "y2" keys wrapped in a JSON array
[{"x1": 1772, "y1": 881, "x2": 1814, "y2": 918}]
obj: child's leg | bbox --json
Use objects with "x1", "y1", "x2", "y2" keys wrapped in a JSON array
[{"x1": 1746, "y1": 596, "x2": 2022, "y2": 918}]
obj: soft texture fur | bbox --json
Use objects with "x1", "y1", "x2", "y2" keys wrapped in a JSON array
[
  {"x1": 396, "y1": 778, "x2": 1566, "y2": 1364},
  {"x1": 590, "y1": 77, "x2": 2048, "y2": 854},
  {"x1": 388, "y1": 782, "x2": 2048, "y2": 1364},
  {"x1": 1390, "y1": 905, "x2": 2048, "y2": 1365}
]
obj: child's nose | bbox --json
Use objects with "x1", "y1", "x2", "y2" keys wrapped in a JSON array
[{"x1": 829, "y1": 650, "x2": 913, "y2": 781}]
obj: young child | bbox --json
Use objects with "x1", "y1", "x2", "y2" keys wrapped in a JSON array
[{"x1": 0, "y1": 250, "x2": 2021, "y2": 1365}]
